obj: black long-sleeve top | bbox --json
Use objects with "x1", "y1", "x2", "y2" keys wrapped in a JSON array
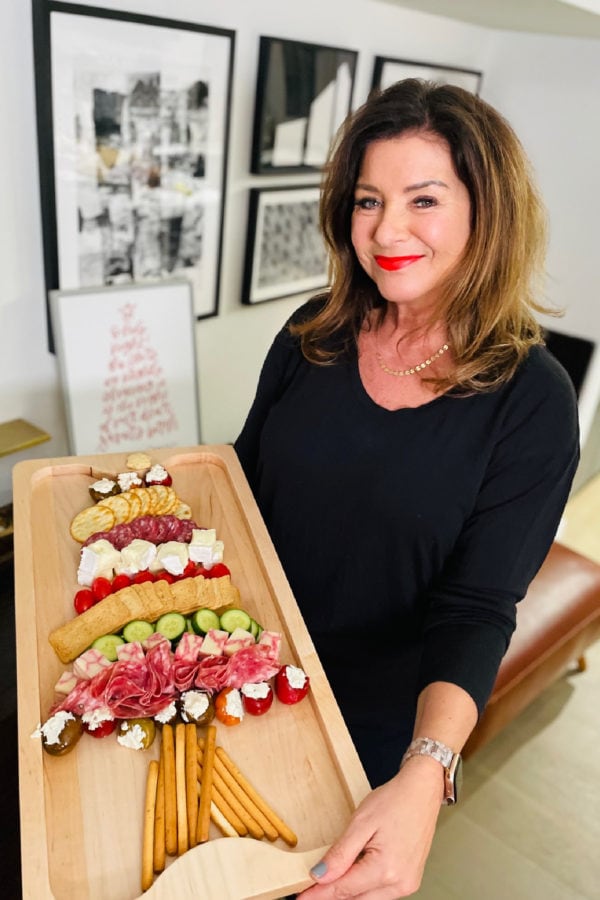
[{"x1": 234, "y1": 300, "x2": 579, "y2": 780}]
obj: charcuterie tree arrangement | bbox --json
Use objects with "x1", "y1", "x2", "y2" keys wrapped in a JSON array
[{"x1": 31, "y1": 451, "x2": 309, "y2": 891}]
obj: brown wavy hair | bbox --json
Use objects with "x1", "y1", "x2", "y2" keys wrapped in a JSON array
[{"x1": 291, "y1": 78, "x2": 556, "y2": 392}]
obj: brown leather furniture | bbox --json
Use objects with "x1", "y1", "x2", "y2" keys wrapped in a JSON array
[{"x1": 464, "y1": 541, "x2": 600, "y2": 757}]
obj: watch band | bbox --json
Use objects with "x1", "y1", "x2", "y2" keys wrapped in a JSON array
[
  {"x1": 400, "y1": 737, "x2": 462, "y2": 806},
  {"x1": 401, "y1": 737, "x2": 455, "y2": 768}
]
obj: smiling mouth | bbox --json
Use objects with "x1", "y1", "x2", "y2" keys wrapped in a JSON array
[{"x1": 374, "y1": 255, "x2": 424, "y2": 271}]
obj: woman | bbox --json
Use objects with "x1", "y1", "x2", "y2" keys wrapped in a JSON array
[{"x1": 235, "y1": 80, "x2": 579, "y2": 897}]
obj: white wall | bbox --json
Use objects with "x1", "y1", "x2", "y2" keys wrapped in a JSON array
[
  {"x1": 0, "y1": 0, "x2": 598, "y2": 503},
  {"x1": 483, "y1": 31, "x2": 600, "y2": 445}
]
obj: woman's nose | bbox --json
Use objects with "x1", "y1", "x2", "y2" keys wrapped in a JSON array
[{"x1": 373, "y1": 204, "x2": 410, "y2": 245}]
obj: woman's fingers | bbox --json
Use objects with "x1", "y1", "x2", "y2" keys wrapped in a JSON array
[{"x1": 302, "y1": 844, "x2": 421, "y2": 899}]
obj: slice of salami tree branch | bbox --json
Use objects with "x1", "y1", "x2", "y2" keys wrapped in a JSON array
[{"x1": 49, "y1": 575, "x2": 240, "y2": 664}]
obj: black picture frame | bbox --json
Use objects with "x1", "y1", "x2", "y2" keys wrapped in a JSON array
[
  {"x1": 241, "y1": 185, "x2": 329, "y2": 305},
  {"x1": 250, "y1": 36, "x2": 357, "y2": 175},
  {"x1": 32, "y1": 1, "x2": 235, "y2": 349},
  {"x1": 372, "y1": 56, "x2": 482, "y2": 95}
]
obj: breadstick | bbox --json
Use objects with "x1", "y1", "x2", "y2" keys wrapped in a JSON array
[
  {"x1": 209, "y1": 801, "x2": 239, "y2": 838},
  {"x1": 209, "y1": 745, "x2": 276, "y2": 841},
  {"x1": 175, "y1": 723, "x2": 189, "y2": 855},
  {"x1": 162, "y1": 724, "x2": 178, "y2": 857},
  {"x1": 215, "y1": 746, "x2": 298, "y2": 847},
  {"x1": 197, "y1": 755, "x2": 248, "y2": 837},
  {"x1": 141, "y1": 759, "x2": 159, "y2": 893},
  {"x1": 185, "y1": 724, "x2": 198, "y2": 848},
  {"x1": 196, "y1": 725, "x2": 216, "y2": 843},
  {"x1": 198, "y1": 741, "x2": 264, "y2": 840},
  {"x1": 153, "y1": 747, "x2": 166, "y2": 873}
]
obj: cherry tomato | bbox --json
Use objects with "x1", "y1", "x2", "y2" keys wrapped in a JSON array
[
  {"x1": 214, "y1": 687, "x2": 244, "y2": 725},
  {"x1": 182, "y1": 560, "x2": 198, "y2": 578},
  {"x1": 155, "y1": 570, "x2": 176, "y2": 584},
  {"x1": 91, "y1": 576, "x2": 113, "y2": 602},
  {"x1": 83, "y1": 718, "x2": 117, "y2": 738},
  {"x1": 133, "y1": 571, "x2": 155, "y2": 584},
  {"x1": 241, "y1": 682, "x2": 273, "y2": 716},
  {"x1": 203, "y1": 563, "x2": 230, "y2": 579},
  {"x1": 275, "y1": 665, "x2": 310, "y2": 705},
  {"x1": 111, "y1": 573, "x2": 131, "y2": 593},
  {"x1": 74, "y1": 589, "x2": 95, "y2": 615}
]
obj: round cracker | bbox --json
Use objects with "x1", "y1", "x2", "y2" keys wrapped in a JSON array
[
  {"x1": 173, "y1": 501, "x2": 193, "y2": 520},
  {"x1": 160, "y1": 487, "x2": 179, "y2": 515},
  {"x1": 70, "y1": 504, "x2": 116, "y2": 543},
  {"x1": 126, "y1": 452, "x2": 152, "y2": 471},
  {"x1": 135, "y1": 487, "x2": 152, "y2": 516},
  {"x1": 147, "y1": 485, "x2": 170, "y2": 515},
  {"x1": 122, "y1": 489, "x2": 142, "y2": 521},
  {"x1": 97, "y1": 493, "x2": 131, "y2": 525}
]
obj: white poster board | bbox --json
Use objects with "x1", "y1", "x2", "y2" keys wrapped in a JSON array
[{"x1": 50, "y1": 281, "x2": 200, "y2": 455}]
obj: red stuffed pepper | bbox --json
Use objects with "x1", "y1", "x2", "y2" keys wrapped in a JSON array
[
  {"x1": 275, "y1": 665, "x2": 310, "y2": 705},
  {"x1": 241, "y1": 681, "x2": 274, "y2": 716}
]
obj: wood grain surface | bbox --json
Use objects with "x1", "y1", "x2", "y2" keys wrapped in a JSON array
[{"x1": 13, "y1": 445, "x2": 370, "y2": 899}]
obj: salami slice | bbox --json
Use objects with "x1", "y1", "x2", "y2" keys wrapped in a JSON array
[
  {"x1": 83, "y1": 531, "x2": 111, "y2": 547},
  {"x1": 110, "y1": 523, "x2": 134, "y2": 550},
  {"x1": 226, "y1": 646, "x2": 281, "y2": 689},
  {"x1": 195, "y1": 656, "x2": 230, "y2": 692}
]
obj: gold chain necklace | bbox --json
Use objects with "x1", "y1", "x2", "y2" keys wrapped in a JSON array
[{"x1": 375, "y1": 343, "x2": 450, "y2": 377}]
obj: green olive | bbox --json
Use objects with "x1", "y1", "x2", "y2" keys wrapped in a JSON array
[
  {"x1": 154, "y1": 702, "x2": 179, "y2": 729},
  {"x1": 89, "y1": 481, "x2": 119, "y2": 503},
  {"x1": 178, "y1": 691, "x2": 215, "y2": 726},
  {"x1": 118, "y1": 717, "x2": 156, "y2": 750},
  {"x1": 41, "y1": 713, "x2": 84, "y2": 756}
]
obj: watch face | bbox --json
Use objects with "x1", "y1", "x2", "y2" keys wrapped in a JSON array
[{"x1": 444, "y1": 754, "x2": 462, "y2": 805}]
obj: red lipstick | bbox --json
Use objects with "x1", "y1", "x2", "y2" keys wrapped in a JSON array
[{"x1": 375, "y1": 255, "x2": 424, "y2": 271}]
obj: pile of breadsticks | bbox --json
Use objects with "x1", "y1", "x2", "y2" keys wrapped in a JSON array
[{"x1": 141, "y1": 724, "x2": 298, "y2": 892}]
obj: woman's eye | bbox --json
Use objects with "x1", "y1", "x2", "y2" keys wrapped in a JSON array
[
  {"x1": 353, "y1": 197, "x2": 380, "y2": 211},
  {"x1": 413, "y1": 196, "x2": 437, "y2": 209}
]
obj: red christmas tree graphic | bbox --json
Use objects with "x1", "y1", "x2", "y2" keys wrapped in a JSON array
[{"x1": 97, "y1": 302, "x2": 178, "y2": 452}]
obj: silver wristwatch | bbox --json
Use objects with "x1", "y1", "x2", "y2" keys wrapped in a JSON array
[{"x1": 400, "y1": 737, "x2": 462, "y2": 805}]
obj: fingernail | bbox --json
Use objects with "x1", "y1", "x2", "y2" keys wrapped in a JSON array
[{"x1": 310, "y1": 861, "x2": 328, "y2": 878}]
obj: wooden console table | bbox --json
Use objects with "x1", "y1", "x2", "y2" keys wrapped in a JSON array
[
  {"x1": 0, "y1": 419, "x2": 50, "y2": 557},
  {"x1": 0, "y1": 418, "x2": 50, "y2": 459}
]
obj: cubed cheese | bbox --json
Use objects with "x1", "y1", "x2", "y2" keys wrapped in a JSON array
[
  {"x1": 77, "y1": 539, "x2": 121, "y2": 586},
  {"x1": 155, "y1": 541, "x2": 189, "y2": 576},
  {"x1": 199, "y1": 628, "x2": 229, "y2": 657},
  {"x1": 116, "y1": 539, "x2": 156, "y2": 576}
]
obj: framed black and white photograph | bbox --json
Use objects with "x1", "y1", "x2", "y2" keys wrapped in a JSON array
[
  {"x1": 250, "y1": 36, "x2": 357, "y2": 175},
  {"x1": 32, "y1": 1, "x2": 234, "y2": 346},
  {"x1": 242, "y1": 186, "x2": 329, "y2": 305},
  {"x1": 372, "y1": 56, "x2": 482, "y2": 95}
]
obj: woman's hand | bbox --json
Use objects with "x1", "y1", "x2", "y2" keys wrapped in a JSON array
[{"x1": 297, "y1": 756, "x2": 445, "y2": 899}]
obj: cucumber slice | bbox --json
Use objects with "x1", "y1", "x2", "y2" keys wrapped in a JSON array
[
  {"x1": 219, "y1": 608, "x2": 252, "y2": 634},
  {"x1": 155, "y1": 612, "x2": 186, "y2": 641},
  {"x1": 249, "y1": 618, "x2": 260, "y2": 639},
  {"x1": 92, "y1": 634, "x2": 125, "y2": 661},
  {"x1": 191, "y1": 608, "x2": 221, "y2": 635},
  {"x1": 122, "y1": 620, "x2": 154, "y2": 643}
]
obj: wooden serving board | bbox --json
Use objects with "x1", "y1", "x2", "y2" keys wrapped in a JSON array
[{"x1": 13, "y1": 445, "x2": 370, "y2": 900}]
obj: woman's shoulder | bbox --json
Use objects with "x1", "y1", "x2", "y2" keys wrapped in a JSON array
[
  {"x1": 497, "y1": 343, "x2": 580, "y2": 445},
  {"x1": 518, "y1": 343, "x2": 578, "y2": 404},
  {"x1": 285, "y1": 293, "x2": 329, "y2": 328},
  {"x1": 272, "y1": 293, "x2": 331, "y2": 354}
]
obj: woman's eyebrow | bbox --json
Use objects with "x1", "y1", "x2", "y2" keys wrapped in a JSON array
[
  {"x1": 404, "y1": 179, "x2": 449, "y2": 192},
  {"x1": 354, "y1": 178, "x2": 450, "y2": 193}
]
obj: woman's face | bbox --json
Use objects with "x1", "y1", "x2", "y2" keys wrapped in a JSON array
[{"x1": 351, "y1": 131, "x2": 472, "y2": 311}]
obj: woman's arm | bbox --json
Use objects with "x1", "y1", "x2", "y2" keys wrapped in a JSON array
[{"x1": 298, "y1": 681, "x2": 477, "y2": 899}]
